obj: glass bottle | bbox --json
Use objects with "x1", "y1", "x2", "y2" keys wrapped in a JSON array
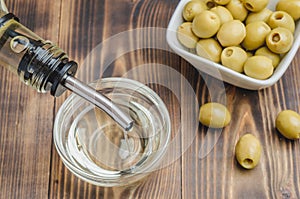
[{"x1": 0, "y1": 0, "x2": 133, "y2": 130}]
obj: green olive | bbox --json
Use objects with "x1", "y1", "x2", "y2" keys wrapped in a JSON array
[
  {"x1": 255, "y1": 46, "x2": 281, "y2": 68},
  {"x1": 276, "y1": 0, "x2": 300, "y2": 21},
  {"x1": 245, "y1": 8, "x2": 273, "y2": 25},
  {"x1": 210, "y1": 6, "x2": 233, "y2": 25},
  {"x1": 226, "y1": 0, "x2": 248, "y2": 21},
  {"x1": 235, "y1": 134, "x2": 262, "y2": 169},
  {"x1": 266, "y1": 27, "x2": 294, "y2": 54},
  {"x1": 244, "y1": 55, "x2": 274, "y2": 79},
  {"x1": 276, "y1": 110, "x2": 300, "y2": 140},
  {"x1": 196, "y1": 38, "x2": 222, "y2": 62},
  {"x1": 202, "y1": 0, "x2": 217, "y2": 9},
  {"x1": 267, "y1": 11, "x2": 295, "y2": 33},
  {"x1": 177, "y1": 22, "x2": 199, "y2": 48},
  {"x1": 221, "y1": 46, "x2": 248, "y2": 72},
  {"x1": 217, "y1": 20, "x2": 246, "y2": 47},
  {"x1": 242, "y1": 21, "x2": 271, "y2": 50},
  {"x1": 214, "y1": 0, "x2": 231, "y2": 5},
  {"x1": 183, "y1": 1, "x2": 207, "y2": 22},
  {"x1": 199, "y1": 102, "x2": 231, "y2": 128},
  {"x1": 242, "y1": 0, "x2": 269, "y2": 12},
  {"x1": 192, "y1": 10, "x2": 221, "y2": 38}
]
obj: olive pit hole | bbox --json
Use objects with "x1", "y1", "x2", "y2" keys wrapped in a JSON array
[
  {"x1": 274, "y1": 13, "x2": 283, "y2": 20},
  {"x1": 225, "y1": 49, "x2": 233, "y2": 57},
  {"x1": 271, "y1": 33, "x2": 281, "y2": 43},
  {"x1": 243, "y1": 158, "x2": 253, "y2": 166},
  {"x1": 206, "y1": 1, "x2": 215, "y2": 9},
  {"x1": 245, "y1": 3, "x2": 254, "y2": 11}
]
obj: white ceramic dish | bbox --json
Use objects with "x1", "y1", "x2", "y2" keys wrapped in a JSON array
[{"x1": 166, "y1": 0, "x2": 300, "y2": 90}]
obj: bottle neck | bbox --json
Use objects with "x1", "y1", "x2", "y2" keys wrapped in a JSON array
[
  {"x1": 0, "y1": 13, "x2": 78, "y2": 96},
  {"x1": 17, "y1": 39, "x2": 78, "y2": 96}
]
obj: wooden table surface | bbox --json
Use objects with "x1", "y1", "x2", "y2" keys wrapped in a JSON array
[{"x1": 1, "y1": 0, "x2": 300, "y2": 198}]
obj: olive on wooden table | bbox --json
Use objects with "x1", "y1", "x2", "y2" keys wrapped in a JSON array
[
  {"x1": 244, "y1": 55, "x2": 273, "y2": 79},
  {"x1": 217, "y1": 20, "x2": 246, "y2": 47},
  {"x1": 242, "y1": 21, "x2": 271, "y2": 50},
  {"x1": 221, "y1": 46, "x2": 248, "y2": 72},
  {"x1": 199, "y1": 102, "x2": 231, "y2": 128},
  {"x1": 192, "y1": 10, "x2": 221, "y2": 38},
  {"x1": 183, "y1": 0, "x2": 207, "y2": 21},
  {"x1": 255, "y1": 46, "x2": 281, "y2": 68},
  {"x1": 266, "y1": 27, "x2": 294, "y2": 54},
  {"x1": 196, "y1": 38, "x2": 223, "y2": 62},
  {"x1": 177, "y1": 22, "x2": 199, "y2": 48},
  {"x1": 235, "y1": 134, "x2": 262, "y2": 169},
  {"x1": 275, "y1": 110, "x2": 300, "y2": 140},
  {"x1": 276, "y1": 0, "x2": 300, "y2": 21},
  {"x1": 267, "y1": 11, "x2": 295, "y2": 33}
]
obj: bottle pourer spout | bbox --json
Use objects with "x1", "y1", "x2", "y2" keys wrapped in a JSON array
[
  {"x1": 62, "y1": 75, "x2": 134, "y2": 131},
  {"x1": 0, "y1": 12, "x2": 134, "y2": 131}
]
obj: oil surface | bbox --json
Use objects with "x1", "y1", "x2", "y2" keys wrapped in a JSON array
[{"x1": 66, "y1": 100, "x2": 161, "y2": 176}]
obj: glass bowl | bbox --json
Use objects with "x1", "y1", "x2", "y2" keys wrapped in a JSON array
[
  {"x1": 53, "y1": 77, "x2": 171, "y2": 187},
  {"x1": 166, "y1": 0, "x2": 300, "y2": 90}
]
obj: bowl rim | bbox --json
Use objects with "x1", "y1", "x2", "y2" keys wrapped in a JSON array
[{"x1": 53, "y1": 77, "x2": 171, "y2": 186}]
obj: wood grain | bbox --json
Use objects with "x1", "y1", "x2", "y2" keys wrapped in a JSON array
[
  {"x1": 0, "y1": 0, "x2": 61, "y2": 198},
  {"x1": 0, "y1": 0, "x2": 300, "y2": 198}
]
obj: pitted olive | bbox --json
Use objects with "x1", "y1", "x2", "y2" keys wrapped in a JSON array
[
  {"x1": 242, "y1": 21, "x2": 271, "y2": 50},
  {"x1": 196, "y1": 38, "x2": 222, "y2": 62},
  {"x1": 199, "y1": 102, "x2": 231, "y2": 128},
  {"x1": 226, "y1": 0, "x2": 248, "y2": 21},
  {"x1": 276, "y1": 0, "x2": 300, "y2": 21},
  {"x1": 243, "y1": 0, "x2": 269, "y2": 12},
  {"x1": 276, "y1": 110, "x2": 300, "y2": 140},
  {"x1": 202, "y1": 0, "x2": 217, "y2": 9},
  {"x1": 183, "y1": 1, "x2": 207, "y2": 21},
  {"x1": 221, "y1": 46, "x2": 248, "y2": 72},
  {"x1": 244, "y1": 55, "x2": 274, "y2": 79},
  {"x1": 255, "y1": 46, "x2": 281, "y2": 68},
  {"x1": 266, "y1": 27, "x2": 294, "y2": 54},
  {"x1": 235, "y1": 134, "x2": 262, "y2": 169},
  {"x1": 211, "y1": 6, "x2": 233, "y2": 25},
  {"x1": 245, "y1": 8, "x2": 273, "y2": 25},
  {"x1": 192, "y1": 10, "x2": 221, "y2": 38},
  {"x1": 177, "y1": 22, "x2": 199, "y2": 48},
  {"x1": 217, "y1": 20, "x2": 246, "y2": 47},
  {"x1": 267, "y1": 11, "x2": 295, "y2": 33}
]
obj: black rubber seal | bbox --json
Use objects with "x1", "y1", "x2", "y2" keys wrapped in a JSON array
[
  {"x1": 0, "y1": 13, "x2": 19, "y2": 26},
  {"x1": 49, "y1": 61, "x2": 78, "y2": 96}
]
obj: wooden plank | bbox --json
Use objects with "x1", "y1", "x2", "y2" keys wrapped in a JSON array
[
  {"x1": 49, "y1": 0, "x2": 183, "y2": 198},
  {"x1": 181, "y1": 49, "x2": 300, "y2": 199},
  {"x1": 1, "y1": 0, "x2": 300, "y2": 198},
  {"x1": 0, "y1": 0, "x2": 61, "y2": 198},
  {"x1": 48, "y1": 0, "x2": 107, "y2": 198}
]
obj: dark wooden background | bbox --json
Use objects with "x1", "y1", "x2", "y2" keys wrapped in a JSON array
[{"x1": 0, "y1": 0, "x2": 300, "y2": 198}]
